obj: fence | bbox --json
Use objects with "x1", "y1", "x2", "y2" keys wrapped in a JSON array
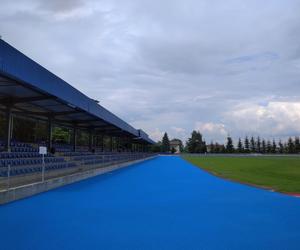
[{"x1": 0, "y1": 152, "x2": 156, "y2": 191}]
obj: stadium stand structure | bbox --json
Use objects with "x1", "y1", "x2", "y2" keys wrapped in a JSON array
[
  {"x1": 0, "y1": 39, "x2": 155, "y2": 185},
  {"x1": 0, "y1": 142, "x2": 152, "y2": 178}
]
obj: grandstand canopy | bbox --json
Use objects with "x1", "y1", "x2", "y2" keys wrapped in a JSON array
[{"x1": 0, "y1": 39, "x2": 155, "y2": 145}]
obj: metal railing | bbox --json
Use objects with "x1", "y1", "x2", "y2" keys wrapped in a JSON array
[{"x1": 0, "y1": 153, "x2": 156, "y2": 191}]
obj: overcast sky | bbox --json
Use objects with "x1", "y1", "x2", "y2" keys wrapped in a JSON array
[{"x1": 1, "y1": 0, "x2": 300, "y2": 143}]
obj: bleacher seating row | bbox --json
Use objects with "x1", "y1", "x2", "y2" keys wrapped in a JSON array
[
  {"x1": 72, "y1": 155, "x2": 102, "y2": 161},
  {"x1": 11, "y1": 147, "x2": 38, "y2": 152},
  {"x1": 63, "y1": 151, "x2": 93, "y2": 157},
  {"x1": 11, "y1": 142, "x2": 32, "y2": 147},
  {"x1": 0, "y1": 152, "x2": 52, "y2": 159},
  {"x1": 0, "y1": 142, "x2": 32, "y2": 148},
  {"x1": 0, "y1": 141, "x2": 77, "y2": 177},
  {"x1": 74, "y1": 153, "x2": 143, "y2": 165},
  {"x1": 62, "y1": 151, "x2": 123, "y2": 157},
  {"x1": 0, "y1": 141, "x2": 38, "y2": 152},
  {"x1": 0, "y1": 162, "x2": 77, "y2": 177},
  {"x1": 52, "y1": 143, "x2": 73, "y2": 152},
  {"x1": 51, "y1": 144, "x2": 90, "y2": 153},
  {"x1": 0, "y1": 157, "x2": 64, "y2": 167}
]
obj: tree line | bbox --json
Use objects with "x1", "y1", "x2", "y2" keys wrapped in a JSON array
[
  {"x1": 219, "y1": 136, "x2": 300, "y2": 154},
  {"x1": 152, "y1": 130, "x2": 300, "y2": 154}
]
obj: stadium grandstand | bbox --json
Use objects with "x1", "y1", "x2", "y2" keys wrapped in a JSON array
[{"x1": 0, "y1": 39, "x2": 155, "y2": 188}]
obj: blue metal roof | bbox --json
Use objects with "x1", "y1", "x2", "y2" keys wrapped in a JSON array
[
  {"x1": 138, "y1": 129, "x2": 155, "y2": 144},
  {"x1": 0, "y1": 39, "x2": 155, "y2": 144}
]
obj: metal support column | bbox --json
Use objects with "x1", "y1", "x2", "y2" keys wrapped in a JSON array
[
  {"x1": 5, "y1": 107, "x2": 12, "y2": 152},
  {"x1": 72, "y1": 126, "x2": 77, "y2": 152},
  {"x1": 47, "y1": 117, "x2": 53, "y2": 151}
]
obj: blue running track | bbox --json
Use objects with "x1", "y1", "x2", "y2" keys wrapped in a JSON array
[{"x1": 1, "y1": 156, "x2": 300, "y2": 250}]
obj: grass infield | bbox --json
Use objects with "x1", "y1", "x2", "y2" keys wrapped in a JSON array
[{"x1": 183, "y1": 155, "x2": 300, "y2": 194}]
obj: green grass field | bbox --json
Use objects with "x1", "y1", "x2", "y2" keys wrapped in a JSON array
[{"x1": 183, "y1": 156, "x2": 300, "y2": 193}]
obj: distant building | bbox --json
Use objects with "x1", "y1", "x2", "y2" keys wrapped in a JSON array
[
  {"x1": 206, "y1": 144, "x2": 213, "y2": 153},
  {"x1": 170, "y1": 139, "x2": 183, "y2": 154}
]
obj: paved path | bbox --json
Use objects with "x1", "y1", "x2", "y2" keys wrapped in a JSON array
[{"x1": 1, "y1": 156, "x2": 300, "y2": 250}]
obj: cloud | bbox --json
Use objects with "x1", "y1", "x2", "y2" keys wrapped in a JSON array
[
  {"x1": 0, "y1": 0, "x2": 300, "y2": 144},
  {"x1": 170, "y1": 126, "x2": 187, "y2": 140},
  {"x1": 225, "y1": 52, "x2": 279, "y2": 64},
  {"x1": 171, "y1": 126, "x2": 185, "y2": 134},
  {"x1": 37, "y1": 0, "x2": 85, "y2": 14},
  {"x1": 148, "y1": 128, "x2": 164, "y2": 142},
  {"x1": 194, "y1": 122, "x2": 228, "y2": 142},
  {"x1": 224, "y1": 101, "x2": 300, "y2": 138}
]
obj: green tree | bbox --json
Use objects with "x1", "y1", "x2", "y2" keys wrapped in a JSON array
[
  {"x1": 295, "y1": 137, "x2": 300, "y2": 153},
  {"x1": 237, "y1": 138, "x2": 244, "y2": 153},
  {"x1": 250, "y1": 136, "x2": 255, "y2": 153},
  {"x1": 278, "y1": 140, "x2": 284, "y2": 154},
  {"x1": 52, "y1": 127, "x2": 70, "y2": 143},
  {"x1": 244, "y1": 136, "x2": 250, "y2": 153},
  {"x1": 256, "y1": 137, "x2": 261, "y2": 153},
  {"x1": 226, "y1": 136, "x2": 234, "y2": 153},
  {"x1": 272, "y1": 140, "x2": 277, "y2": 154},
  {"x1": 151, "y1": 142, "x2": 162, "y2": 153},
  {"x1": 186, "y1": 131, "x2": 207, "y2": 153},
  {"x1": 287, "y1": 137, "x2": 295, "y2": 154},
  {"x1": 161, "y1": 132, "x2": 170, "y2": 153},
  {"x1": 266, "y1": 140, "x2": 272, "y2": 153},
  {"x1": 261, "y1": 139, "x2": 266, "y2": 154}
]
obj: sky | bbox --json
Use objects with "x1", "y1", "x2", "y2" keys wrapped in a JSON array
[{"x1": 1, "y1": 0, "x2": 300, "y2": 144}]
